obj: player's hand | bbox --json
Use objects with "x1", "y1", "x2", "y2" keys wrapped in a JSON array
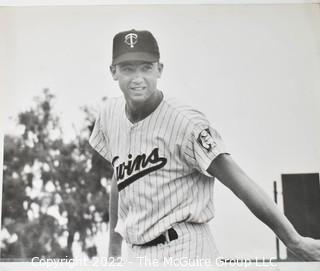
[{"x1": 288, "y1": 236, "x2": 320, "y2": 261}]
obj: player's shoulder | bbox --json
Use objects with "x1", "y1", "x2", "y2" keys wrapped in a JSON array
[
  {"x1": 163, "y1": 95, "x2": 209, "y2": 126},
  {"x1": 99, "y1": 96, "x2": 124, "y2": 117},
  {"x1": 100, "y1": 96, "x2": 124, "y2": 109}
]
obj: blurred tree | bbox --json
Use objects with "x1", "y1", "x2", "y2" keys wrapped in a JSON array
[{"x1": 1, "y1": 89, "x2": 113, "y2": 260}]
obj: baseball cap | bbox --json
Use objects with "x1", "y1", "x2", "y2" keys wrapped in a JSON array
[{"x1": 112, "y1": 29, "x2": 160, "y2": 65}]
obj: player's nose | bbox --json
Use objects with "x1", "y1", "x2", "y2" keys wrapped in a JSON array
[{"x1": 131, "y1": 72, "x2": 145, "y2": 84}]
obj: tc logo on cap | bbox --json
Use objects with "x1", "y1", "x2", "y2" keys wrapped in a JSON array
[
  {"x1": 112, "y1": 29, "x2": 160, "y2": 65},
  {"x1": 124, "y1": 33, "x2": 138, "y2": 48}
]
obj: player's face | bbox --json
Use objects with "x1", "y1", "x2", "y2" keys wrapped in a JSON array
[{"x1": 110, "y1": 61, "x2": 163, "y2": 104}]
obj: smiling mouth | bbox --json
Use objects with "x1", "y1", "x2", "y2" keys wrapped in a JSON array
[{"x1": 130, "y1": 87, "x2": 146, "y2": 91}]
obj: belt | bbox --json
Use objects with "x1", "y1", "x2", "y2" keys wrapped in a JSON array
[{"x1": 140, "y1": 228, "x2": 178, "y2": 247}]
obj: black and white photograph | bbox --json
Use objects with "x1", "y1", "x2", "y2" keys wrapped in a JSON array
[{"x1": 0, "y1": 1, "x2": 320, "y2": 270}]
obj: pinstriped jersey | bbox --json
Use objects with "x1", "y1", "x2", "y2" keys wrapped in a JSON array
[{"x1": 89, "y1": 95, "x2": 228, "y2": 245}]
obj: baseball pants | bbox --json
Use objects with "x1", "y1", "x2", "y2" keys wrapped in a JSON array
[{"x1": 126, "y1": 222, "x2": 220, "y2": 263}]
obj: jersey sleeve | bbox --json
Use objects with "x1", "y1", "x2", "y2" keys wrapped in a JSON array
[
  {"x1": 182, "y1": 112, "x2": 229, "y2": 177},
  {"x1": 89, "y1": 105, "x2": 111, "y2": 161}
]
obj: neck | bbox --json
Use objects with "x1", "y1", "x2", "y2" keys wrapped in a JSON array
[{"x1": 125, "y1": 90, "x2": 163, "y2": 123}]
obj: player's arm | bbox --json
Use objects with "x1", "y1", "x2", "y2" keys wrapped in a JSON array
[
  {"x1": 108, "y1": 177, "x2": 123, "y2": 259},
  {"x1": 207, "y1": 153, "x2": 320, "y2": 261}
]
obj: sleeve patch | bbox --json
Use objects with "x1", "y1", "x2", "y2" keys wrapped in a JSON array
[{"x1": 197, "y1": 128, "x2": 216, "y2": 152}]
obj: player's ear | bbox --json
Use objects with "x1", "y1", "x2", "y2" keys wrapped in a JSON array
[
  {"x1": 156, "y1": 62, "x2": 164, "y2": 78},
  {"x1": 110, "y1": 65, "x2": 118, "y2": 80}
]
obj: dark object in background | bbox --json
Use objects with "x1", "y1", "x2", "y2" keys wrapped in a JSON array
[{"x1": 282, "y1": 173, "x2": 320, "y2": 261}]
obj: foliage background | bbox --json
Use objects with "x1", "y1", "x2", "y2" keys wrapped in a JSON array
[{"x1": 1, "y1": 89, "x2": 113, "y2": 260}]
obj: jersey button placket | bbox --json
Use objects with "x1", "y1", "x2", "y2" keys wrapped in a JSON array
[
  {"x1": 128, "y1": 124, "x2": 138, "y2": 242},
  {"x1": 129, "y1": 123, "x2": 140, "y2": 152},
  {"x1": 128, "y1": 124, "x2": 136, "y2": 154}
]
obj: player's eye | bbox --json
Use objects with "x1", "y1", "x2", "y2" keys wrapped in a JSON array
[
  {"x1": 141, "y1": 65, "x2": 153, "y2": 72},
  {"x1": 120, "y1": 66, "x2": 134, "y2": 73}
]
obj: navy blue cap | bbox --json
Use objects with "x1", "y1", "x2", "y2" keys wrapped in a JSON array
[{"x1": 112, "y1": 29, "x2": 160, "y2": 65}]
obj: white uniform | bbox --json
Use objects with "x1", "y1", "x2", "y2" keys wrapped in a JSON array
[{"x1": 89, "y1": 94, "x2": 228, "y2": 262}]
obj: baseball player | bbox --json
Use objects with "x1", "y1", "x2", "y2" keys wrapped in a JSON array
[{"x1": 89, "y1": 29, "x2": 320, "y2": 263}]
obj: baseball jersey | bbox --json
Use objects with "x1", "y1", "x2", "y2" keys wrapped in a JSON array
[{"x1": 89, "y1": 94, "x2": 228, "y2": 245}]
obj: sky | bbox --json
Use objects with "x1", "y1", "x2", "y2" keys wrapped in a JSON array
[{"x1": 0, "y1": 3, "x2": 320, "y2": 259}]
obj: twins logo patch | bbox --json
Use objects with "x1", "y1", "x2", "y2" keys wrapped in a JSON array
[{"x1": 197, "y1": 128, "x2": 216, "y2": 152}]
